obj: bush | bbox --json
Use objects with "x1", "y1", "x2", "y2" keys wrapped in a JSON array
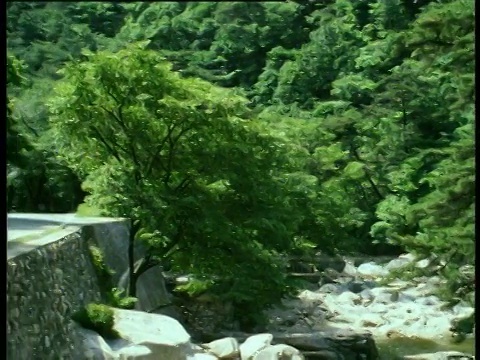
[
  {"x1": 88, "y1": 244, "x2": 138, "y2": 309},
  {"x1": 107, "y1": 288, "x2": 138, "y2": 310},
  {"x1": 71, "y1": 303, "x2": 120, "y2": 339}
]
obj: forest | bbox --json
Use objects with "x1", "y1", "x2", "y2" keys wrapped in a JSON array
[{"x1": 7, "y1": 0, "x2": 474, "y2": 328}]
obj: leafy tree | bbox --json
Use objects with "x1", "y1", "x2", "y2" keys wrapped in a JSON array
[
  {"x1": 47, "y1": 42, "x2": 314, "y2": 329},
  {"x1": 7, "y1": 0, "x2": 475, "y2": 310}
]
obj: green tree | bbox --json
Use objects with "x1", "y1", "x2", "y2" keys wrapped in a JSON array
[{"x1": 47, "y1": 43, "x2": 313, "y2": 329}]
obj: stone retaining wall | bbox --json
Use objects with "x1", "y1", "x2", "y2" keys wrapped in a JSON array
[{"x1": 7, "y1": 227, "x2": 107, "y2": 359}]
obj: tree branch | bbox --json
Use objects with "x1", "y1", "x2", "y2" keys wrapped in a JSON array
[
  {"x1": 89, "y1": 126, "x2": 123, "y2": 163},
  {"x1": 350, "y1": 144, "x2": 385, "y2": 200}
]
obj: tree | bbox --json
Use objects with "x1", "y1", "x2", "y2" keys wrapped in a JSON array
[{"x1": 47, "y1": 42, "x2": 314, "y2": 329}]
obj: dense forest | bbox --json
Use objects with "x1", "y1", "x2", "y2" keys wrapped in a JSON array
[{"x1": 7, "y1": 0, "x2": 474, "y2": 329}]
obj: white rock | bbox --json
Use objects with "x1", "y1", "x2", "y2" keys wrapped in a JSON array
[
  {"x1": 298, "y1": 290, "x2": 323, "y2": 302},
  {"x1": 385, "y1": 257, "x2": 412, "y2": 271},
  {"x1": 398, "y1": 253, "x2": 416, "y2": 262},
  {"x1": 204, "y1": 337, "x2": 239, "y2": 359},
  {"x1": 359, "y1": 314, "x2": 385, "y2": 328},
  {"x1": 253, "y1": 344, "x2": 304, "y2": 360},
  {"x1": 336, "y1": 291, "x2": 361, "y2": 306},
  {"x1": 357, "y1": 262, "x2": 388, "y2": 278},
  {"x1": 415, "y1": 258, "x2": 431, "y2": 269},
  {"x1": 77, "y1": 326, "x2": 118, "y2": 359},
  {"x1": 188, "y1": 354, "x2": 220, "y2": 360},
  {"x1": 240, "y1": 334, "x2": 273, "y2": 360},
  {"x1": 115, "y1": 343, "x2": 153, "y2": 358},
  {"x1": 342, "y1": 261, "x2": 357, "y2": 277},
  {"x1": 113, "y1": 309, "x2": 194, "y2": 360},
  {"x1": 415, "y1": 295, "x2": 441, "y2": 306}
]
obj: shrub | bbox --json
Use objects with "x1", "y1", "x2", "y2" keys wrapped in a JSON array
[{"x1": 71, "y1": 303, "x2": 120, "y2": 339}]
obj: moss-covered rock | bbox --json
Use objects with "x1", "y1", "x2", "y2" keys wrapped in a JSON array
[{"x1": 71, "y1": 303, "x2": 120, "y2": 339}]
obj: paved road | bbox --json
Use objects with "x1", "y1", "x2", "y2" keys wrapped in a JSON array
[
  {"x1": 7, "y1": 213, "x2": 123, "y2": 241},
  {"x1": 7, "y1": 213, "x2": 123, "y2": 259},
  {"x1": 7, "y1": 218, "x2": 63, "y2": 242}
]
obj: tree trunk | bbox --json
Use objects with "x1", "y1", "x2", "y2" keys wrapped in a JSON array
[{"x1": 128, "y1": 220, "x2": 140, "y2": 297}]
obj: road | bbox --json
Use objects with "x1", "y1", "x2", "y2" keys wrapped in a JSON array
[{"x1": 6, "y1": 213, "x2": 120, "y2": 259}]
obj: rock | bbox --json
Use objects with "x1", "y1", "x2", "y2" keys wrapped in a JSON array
[
  {"x1": 385, "y1": 257, "x2": 413, "y2": 271},
  {"x1": 357, "y1": 262, "x2": 388, "y2": 279},
  {"x1": 403, "y1": 351, "x2": 474, "y2": 360},
  {"x1": 289, "y1": 260, "x2": 316, "y2": 273},
  {"x1": 345, "y1": 280, "x2": 377, "y2": 294},
  {"x1": 91, "y1": 222, "x2": 173, "y2": 313},
  {"x1": 315, "y1": 256, "x2": 346, "y2": 273},
  {"x1": 111, "y1": 342, "x2": 153, "y2": 358},
  {"x1": 273, "y1": 329, "x2": 379, "y2": 360},
  {"x1": 76, "y1": 326, "x2": 117, "y2": 359},
  {"x1": 359, "y1": 288, "x2": 374, "y2": 301},
  {"x1": 415, "y1": 295, "x2": 441, "y2": 306},
  {"x1": 399, "y1": 253, "x2": 416, "y2": 262},
  {"x1": 318, "y1": 268, "x2": 341, "y2": 285},
  {"x1": 370, "y1": 288, "x2": 396, "y2": 305},
  {"x1": 359, "y1": 314, "x2": 385, "y2": 328},
  {"x1": 336, "y1": 291, "x2": 361, "y2": 306},
  {"x1": 189, "y1": 354, "x2": 221, "y2": 360},
  {"x1": 342, "y1": 261, "x2": 357, "y2": 277},
  {"x1": 240, "y1": 334, "x2": 273, "y2": 360},
  {"x1": 318, "y1": 284, "x2": 339, "y2": 294},
  {"x1": 290, "y1": 273, "x2": 323, "y2": 283},
  {"x1": 112, "y1": 309, "x2": 194, "y2": 360},
  {"x1": 204, "y1": 337, "x2": 240, "y2": 359},
  {"x1": 415, "y1": 258, "x2": 431, "y2": 269},
  {"x1": 450, "y1": 312, "x2": 475, "y2": 334},
  {"x1": 253, "y1": 344, "x2": 304, "y2": 360}
]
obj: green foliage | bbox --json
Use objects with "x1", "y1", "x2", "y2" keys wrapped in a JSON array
[
  {"x1": 88, "y1": 245, "x2": 138, "y2": 309},
  {"x1": 8, "y1": 0, "x2": 475, "y2": 319},
  {"x1": 107, "y1": 288, "x2": 138, "y2": 310},
  {"x1": 88, "y1": 245, "x2": 114, "y2": 291},
  {"x1": 71, "y1": 303, "x2": 120, "y2": 339},
  {"x1": 48, "y1": 43, "x2": 314, "y2": 321}
]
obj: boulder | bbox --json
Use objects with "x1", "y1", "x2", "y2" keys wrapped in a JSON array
[
  {"x1": 342, "y1": 261, "x2": 357, "y2": 277},
  {"x1": 315, "y1": 256, "x2": 346, "y2": 273},
  {"x1": 110, "y1": 342, "x2": 154, "y2": 358},
  {"x1": 112, "y1": 309, "x2": 194, "y2": 360},
  {"x1": 273, "y1": 329, "x2": 379, "y2": 360},
  {"x1": 240, "y1": 334, "x2": 273, "y2": 360},
  {"x1": 76, "y1": 326, "x2": 117, "y2": 359},
  {"x1": 318, "y1": 284, "x2": 340, "y2": 294},
  {"x1": 357, "y1": 262, "x2": 388, "y2": 279},
  {"x1": 336, "y1": 291, "x2": 362, "y2": 306},
  {"x1": 89, "y1": 222, "x2": 173, "y2": 313},
  {"x1": 253, "y1": 344, "x2": 304, "y2": 360},
  {"x1": 385, "y1": 257, "x2": 413, "y2": 271},
  {"x1": 345, "y1": 280, "x2": 376, "y2": 294},
  {"x1": 318, "y1": 268, "x2": 341, "y2": 285},
  {"x1": 403, "y1": 351, "x2": 474, "y2": 360},
  {"x1": 204, "y1": 337, "x2": 240, "y2": 359},
  {"x1": 415, "y1": 258, "x2": 431, "y2": 269}
]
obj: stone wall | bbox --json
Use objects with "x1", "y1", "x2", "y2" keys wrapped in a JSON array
[
  {"x1": 6, "y1": 214, "x2": 174, "y2": 359},
  {"x1": 7, "y1": 226, "x2": 110, "y2": 359}
]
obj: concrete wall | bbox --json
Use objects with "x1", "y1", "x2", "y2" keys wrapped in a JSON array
[{"x1": 6, "y1": 215, "x2": 129, "y2": 359}]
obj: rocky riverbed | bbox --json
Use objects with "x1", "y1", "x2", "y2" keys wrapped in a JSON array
[
  {"x1": 264, "y1": 253, "x2": 475, "y2": 359},
  {"x1": 78, "y1": 253, "x2": 475, "y2": 359}
]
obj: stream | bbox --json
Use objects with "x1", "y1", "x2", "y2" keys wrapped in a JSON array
[{"x1": 263, "y1": 253, "x2": 475, "y2": 359}]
